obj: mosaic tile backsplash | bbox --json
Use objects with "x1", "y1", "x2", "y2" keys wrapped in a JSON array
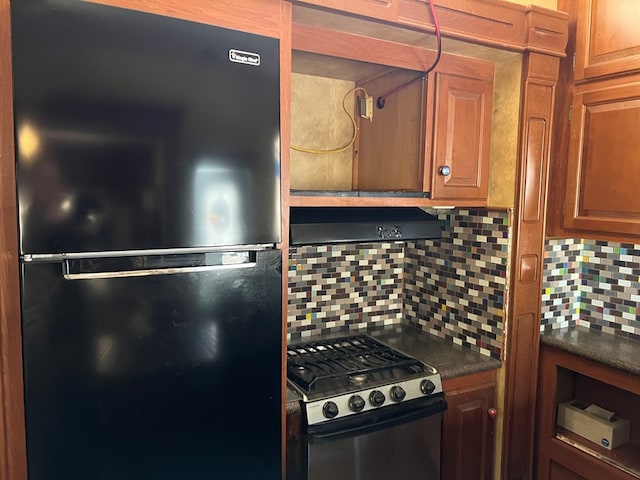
[
  {"x1": 403, "y1": 210, "x2": 510, "y2": 360},
  {"x1": 287, "y1": 209, "x2": 511, "y2": 360},
  {"x1": 288, "y1": 243, "x2": 405, "y2": 340},
  {"x1": 542, "y1": 239, "x2": 640, "y2": 340},
  {"x1": 541, "y1": 239, "x2": 582, "y2": 330}
]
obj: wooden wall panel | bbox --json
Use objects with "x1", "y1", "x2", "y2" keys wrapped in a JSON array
[
  {"x1": 0, "y1": 0, "x2": 27, "y2": 479},
  {"x1": 545, "y1": 0, "x2": 575, "y2": 238},
  {"x1": 279, "y1": 3, "x2": 292, "y2": 479},
  {"x1": 502, "y1": 52, "x2": 560, "y2": 480}
]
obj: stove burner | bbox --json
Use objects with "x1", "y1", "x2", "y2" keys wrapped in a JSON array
[
  {"x1": 287, "y1": 334, "x2": 444, "y2": 425},
  {"x1": 287, "y1": 334, "x2": 434, "y2": 397}
]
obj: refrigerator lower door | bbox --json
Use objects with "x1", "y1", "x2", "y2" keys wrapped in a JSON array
[{"x1": 20, "y1": 249, "x2": 282, "y2": 480}]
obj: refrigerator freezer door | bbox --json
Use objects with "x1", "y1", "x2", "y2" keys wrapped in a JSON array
[
  {"x1": 12, "y1": 0, "x2": 281, "y2": 255},
  {"x1": 20, "y1": 250, "x2": 282, "y2": 480}
]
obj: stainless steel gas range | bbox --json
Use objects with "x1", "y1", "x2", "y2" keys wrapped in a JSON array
[{"x1": 287, "y1": 334, "x2": 447, "y2": 480}]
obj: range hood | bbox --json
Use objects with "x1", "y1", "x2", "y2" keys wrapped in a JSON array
[{"x1": 289, "y1": 207, "x2": 443, "y2": 245}]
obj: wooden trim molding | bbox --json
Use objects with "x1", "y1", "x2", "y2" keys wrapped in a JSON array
[
  {"x1": 279, "y1": 2, "x2": 293, "y2": 478},
  {"x1": 0, "y1": 0, "x2": 27, "y2": 479},
  {"x1": 442, "y1": 368, "x2": 496, "y2": 392},
  {"x1": 90, "y1": 0, "x2": 284, "y2": 38},
  {"x1": 295, "y1": 0, "x2": 569, "y2": 58},
  {"x1": 524, "y1": 6, "x2": 569, "y2": 58},
  {"x1": 501, "y1": 52, "x2": 560, "y2": 480},
  {"x1": 292, "y1": 22, "x2": 437, "y2": 71},
  {"x1": 289, "y1": 195, "x2": 486, "y2": 208},
  {"x1": 310, "y1": 0, "x2": 568, "y2": 57}
]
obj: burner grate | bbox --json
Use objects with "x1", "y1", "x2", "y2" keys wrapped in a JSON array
[{"x1": 287, "y1": 335, "x2": 426, "y2": 392}]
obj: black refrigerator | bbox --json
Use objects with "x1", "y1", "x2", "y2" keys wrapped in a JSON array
[{"x1": 11, "y1": 1, "x2": 282, "y2": 478}]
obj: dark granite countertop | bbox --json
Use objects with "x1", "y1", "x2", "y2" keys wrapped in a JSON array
[
  {"x1": 541, "y1": 326, "x2": 640, "y2": 376},
  {"x1": 286, "y1": 323, "x2": 502, "y2": 413}
]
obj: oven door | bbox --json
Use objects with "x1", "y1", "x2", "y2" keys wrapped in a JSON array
[{"x1": 305, "y1": 395, "x2": 446, "y2": 480}]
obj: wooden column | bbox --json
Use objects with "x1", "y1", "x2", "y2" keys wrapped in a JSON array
[
  {"x1": 0, "y1": 0, "x2": 28, "y2": 478},
  {"x1": 501, "y1": 52, "x2": 560, "y2": 480},
  {"x1": 279, "y1": 2, "x2": 292, "y2": 478}
]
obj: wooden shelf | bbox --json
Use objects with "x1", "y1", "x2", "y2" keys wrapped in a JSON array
[
  {"x1": 555, "y1": 428, "x2": 640, "y2": 479},
  {"x1": 289, "y1": 194, "x2": 484, "y2": 208}
]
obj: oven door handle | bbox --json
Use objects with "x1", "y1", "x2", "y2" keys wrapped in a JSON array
[{"x1": 307, "y1": 397, "x2": 447, "y2": 444}]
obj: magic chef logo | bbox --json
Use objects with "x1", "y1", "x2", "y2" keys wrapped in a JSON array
[{"x1": 228, "y1": 49, "x2": 261, "y2": 66}]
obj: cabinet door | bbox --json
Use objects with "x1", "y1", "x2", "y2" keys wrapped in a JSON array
[
  {"x1": 441, "y1": 381, "x2": 496, "y2": 480},
  {"x1": 575, "y1": 0, "x2": 640, "y2": 81},
  {"x1": 428, "y1": 55, "x2": 494, "y2": 202},
  {"x1": 286, "y1": 407, "x2": 304, "y2": 480},
  {"x1": 564, "y1": 80, "x2": 640, "y2": 236},
  {"x1": 294, "y1": 0, "x2": 398, "y2": 22},
  {"x1": 549, "y1": 461, "x2": 590, "y2": 480}
]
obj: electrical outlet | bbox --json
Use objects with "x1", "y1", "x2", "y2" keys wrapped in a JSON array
[{"x1": 359, "y1": 95, "x2": 374, "y2": 122}]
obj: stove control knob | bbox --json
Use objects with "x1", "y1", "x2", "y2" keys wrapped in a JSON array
[
  {"x1": 390, "y1": 385, "x2": 406, "y2": 402},
  {"x1": 369, "y1": 390, "x2": 386, "y2": 407},
  {"x1": 348, "y1": 395, "x2": 366, "y2": 413},
  {"x1": 420, "y1": 379, "x2": 436, "y2": 395},
  {"x1": 322, "y1": 401, "x2": 339, "y2": 419}
]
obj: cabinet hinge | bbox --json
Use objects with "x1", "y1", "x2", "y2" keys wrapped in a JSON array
[
  {"x1": 572, "y1": 53, "x2": 576, "y2": 72},
  {"x1": 568, "y1": 105, "x2": 573, "y2": 123}
]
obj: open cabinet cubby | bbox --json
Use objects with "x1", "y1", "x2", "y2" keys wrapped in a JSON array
[
  {"x1": 288, "y1": 4, "x2": 523, "y2": 207},
  {"x1": 290, "y1": 36, "x2": 432, "y2": 195},
  {"x1": 537, "y1": 345, "x2": 640, "y2": 480}
]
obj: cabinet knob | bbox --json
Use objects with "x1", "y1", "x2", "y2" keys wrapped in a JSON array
[
  {"x1": 439, "y1": 165, "x2": 451, "y2": 176},
  {"x1": 488, "y1": 407, "x2": 497, "y2": 419}
]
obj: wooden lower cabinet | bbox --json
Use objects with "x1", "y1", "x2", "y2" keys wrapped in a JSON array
[
  {"x1": 535, "y1": 346, "x2": 640, "y2": 480},
  {"x1": 548, "y1": 461, "x2": 589, "y2": 480},
  {"x1": 441, "y1": 370, "x2": 497, "y2": 480},
  {"x1": 286, "y1": 406, "x2": 304, "y2": 480}
]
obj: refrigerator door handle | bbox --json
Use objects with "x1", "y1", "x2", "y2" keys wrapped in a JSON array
[
  {"x1": 62, "y1": 251, "x2": 258, "y2": 280},
  {"x1": 63, "y1": 262, "x2": 257, "y2": 280}
]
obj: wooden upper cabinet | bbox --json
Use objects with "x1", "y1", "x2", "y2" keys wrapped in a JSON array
[
  {"x1": 564, "y1": 78, "x2": 640, "y2": 236},
  {"x1": 293, "y1": 0, "x2": 398, "y2": 22},
  {"x1": 427, "y1": 55, "x2": 494, "y2": 202},
  {"x1": 575, "y1": 0, "x2": 640, "y2": 81}
]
